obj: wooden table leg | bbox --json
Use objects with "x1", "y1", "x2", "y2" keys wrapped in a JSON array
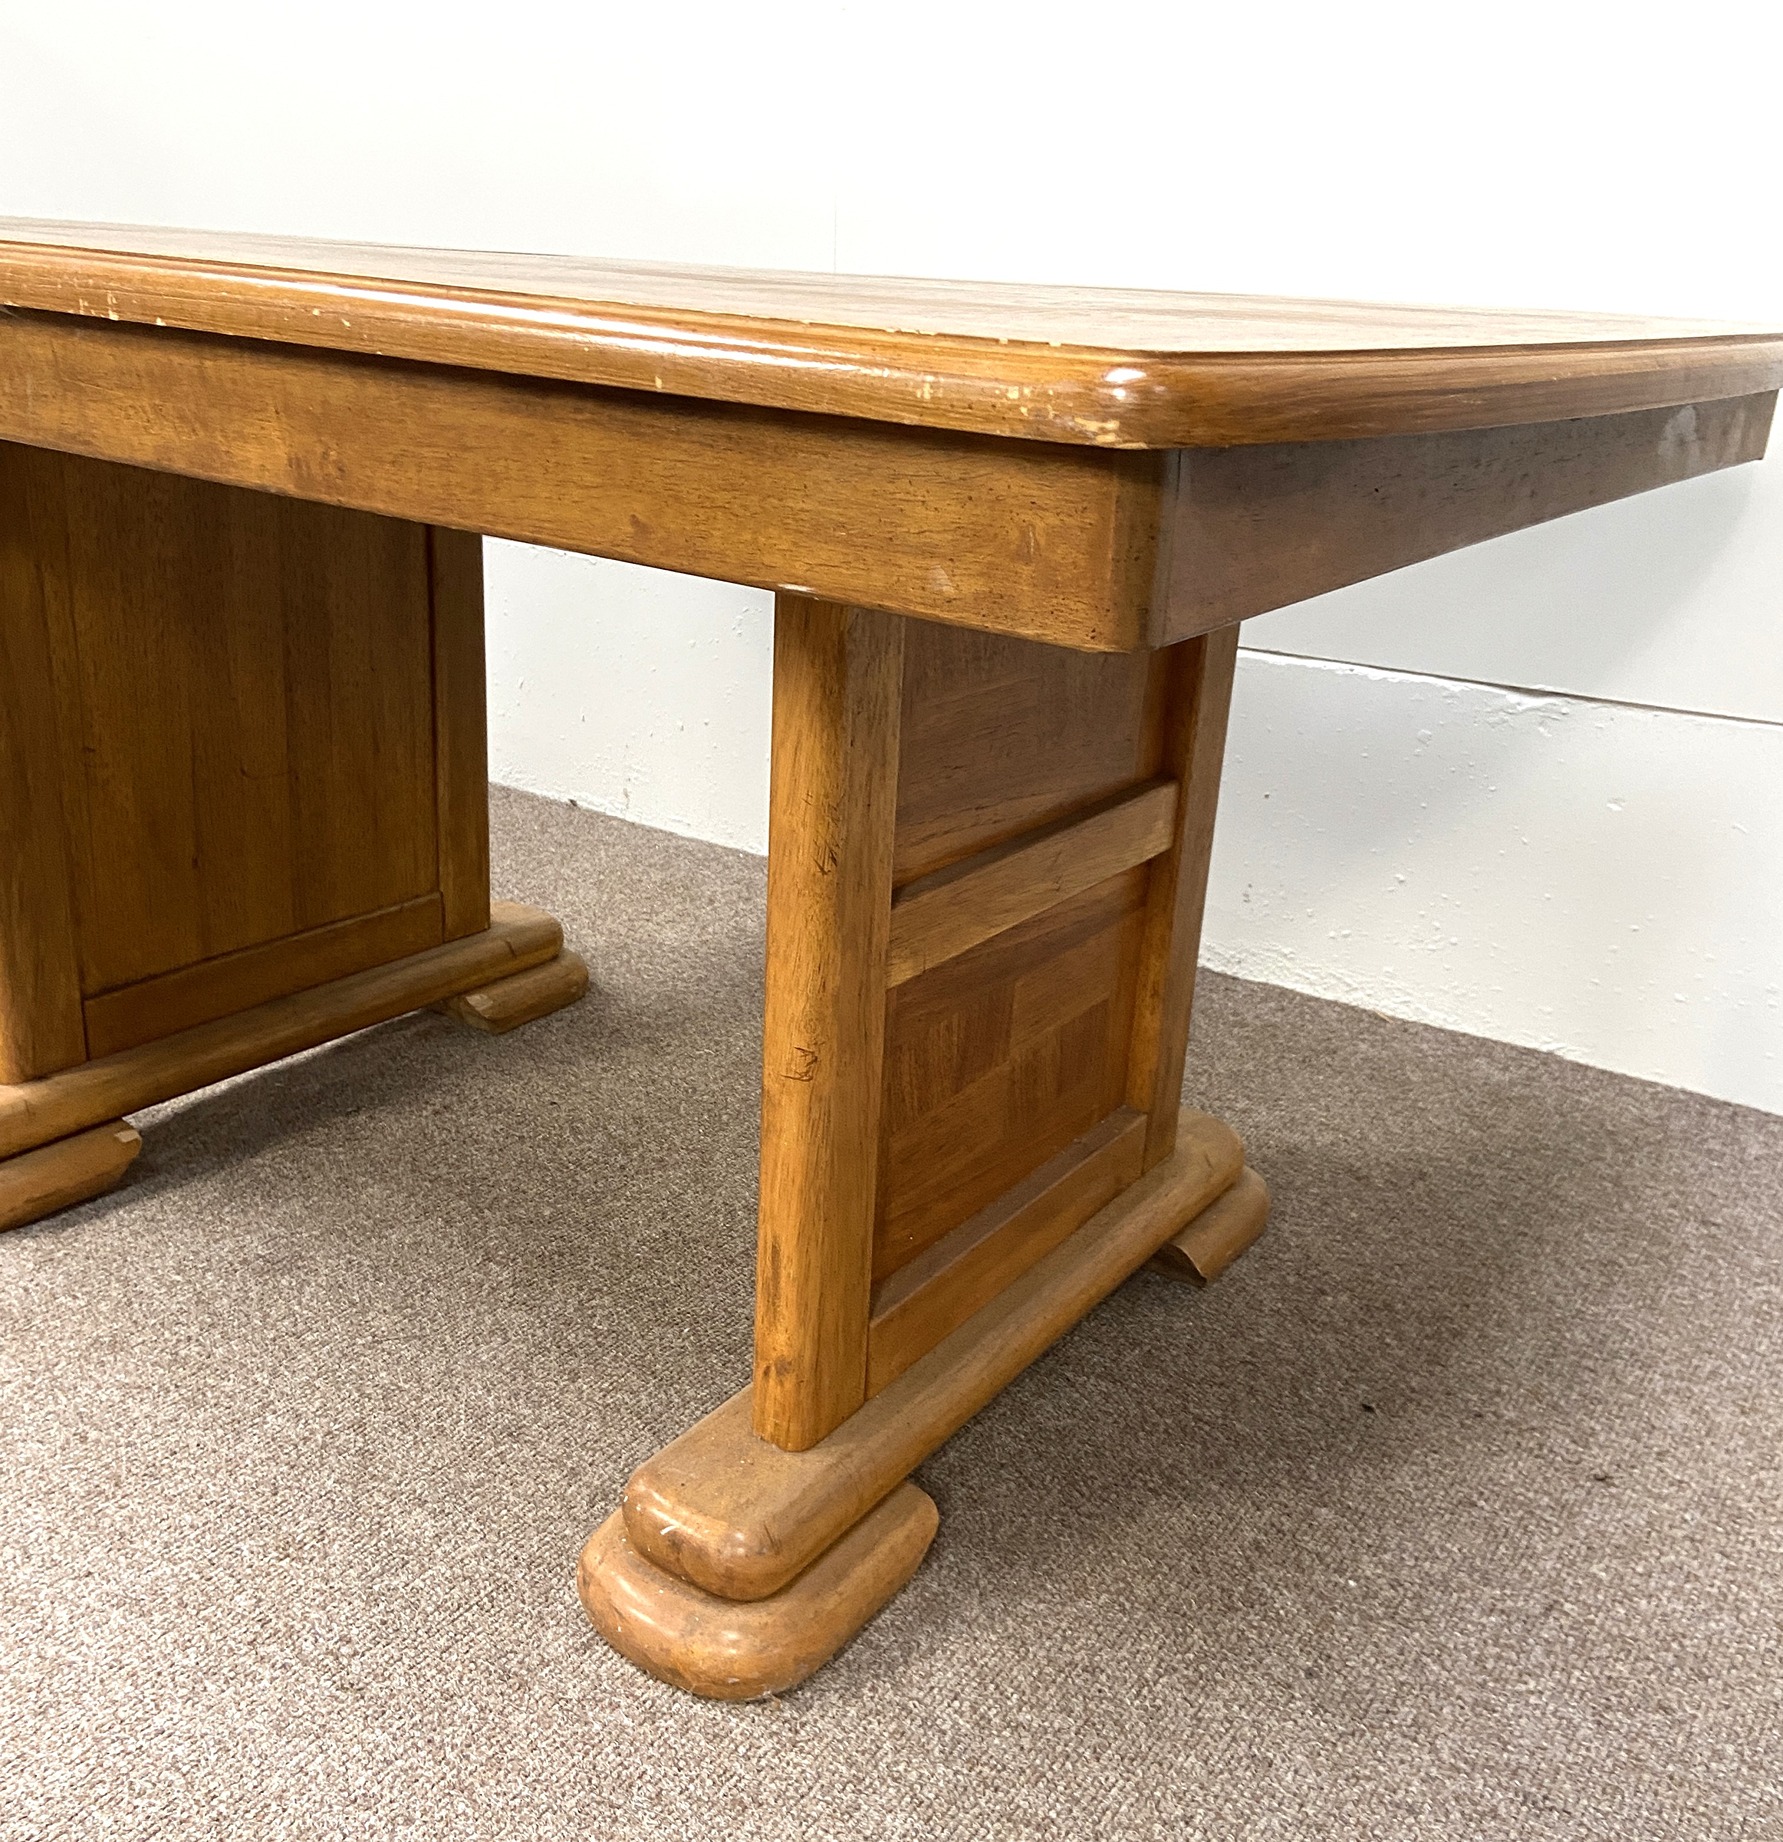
[
  {"x1": 580, "y1": 597, "x2": 1252, "y2": 1697},
  {"x1": 0, "y1": 448, "x2": 584, "y2": 1232}
]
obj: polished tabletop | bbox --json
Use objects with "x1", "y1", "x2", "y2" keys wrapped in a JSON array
[{"x1": 2, "y1": 218, "x2": 1781, "y2": 448}]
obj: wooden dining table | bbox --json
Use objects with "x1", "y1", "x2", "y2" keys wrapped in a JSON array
[{"x1": 2, "y1": 219, "x2": 1778, "y2": 1699}]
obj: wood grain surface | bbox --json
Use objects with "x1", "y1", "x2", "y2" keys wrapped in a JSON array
[
  {"x1": 578, "y1": 1483, "x2": 938, "y2": 1700},
  {"x1": 0, "y1": 316, "x2": 1769, "y2": 657},
  {"x1": 82, "y1": 897, "x2": 445, "y2": 1059},
  {"x1": 1150, "y1": 1165, "x2": 1272, "y2": 1285},
  {"x1": 3, "y1": 219, "x2": 1779, "y2": 447},
  {"x1": 0, "y1": 903, "x2": 562, "y2": 1163},
  {"x1": 0, "y1": 313, "x2": 1161, "y2": 651},
  {"x1": 0, "y1": 444, "x2": 87, "y2": 1082},
  {"x1": 1126, "y1": 627, "x2": 1241, "y2": 1166},
  {"x1": 873, "y1": 621, "x2": 1172, "y2": 1296},
  {"x1": 886, "y1": 780, "x2": 1178, "y2": 987},
  {"x1": 752, "y1": 599, "x2": 905, "y2": 1451},
  {"x1": 429, "y1": 527, "x2": 494, "y2": 940},
  {"x1": 0, "y1": 1120, "x2": 140, "y2": 1233},
  {"x1": 876, "y1": 871, "x2": 1150, "y2": 1281},
  {"x1": 1156, "y1": 394, "x2": 1779, "y2": 639},
  {"x1": 625, "y1": 1108, "x2": 1243, "y2": 1602},
  {"x1": 7, "y1": 446, "x2": 439, "y2": 998},
  {"x1": 866, "y1": 1107, "x2": 1147, "y2": 1394},
  {"x1": 435, "y1": 950, "x2": 589, "y2": 1035},
  {"x1": 893, "y1": 623, "x2": 1165, "y2": 870}
]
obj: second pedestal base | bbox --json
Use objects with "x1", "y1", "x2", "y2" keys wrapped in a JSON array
[
  {"x1": 0, "y1": 906, "x2": 586, "y2": 1233},
  {"x1": 578, "y1": 1481, "x2": 939, "y2": 1700}
]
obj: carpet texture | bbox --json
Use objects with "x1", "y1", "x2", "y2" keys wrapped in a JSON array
[{"x1": 3, "y1": 786, "x2": 1780, "y2": 1841}]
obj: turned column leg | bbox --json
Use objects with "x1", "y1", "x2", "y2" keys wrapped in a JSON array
[{"x1": 581, "y1": 603, "x2": 1259, "y2": 1699}]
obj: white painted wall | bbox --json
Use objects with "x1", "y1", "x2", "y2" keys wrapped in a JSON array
[{"x1": 5, "y1": 0, "x2": 1781, "y2": 1110}]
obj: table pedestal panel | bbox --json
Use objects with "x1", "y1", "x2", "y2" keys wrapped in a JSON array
[
  {"x1": 583, "y1": 599, "x2": 1252, "y2": 1695},
  {"x1": 0, "y1": 449, "x2": 581, "y2": 1229}
]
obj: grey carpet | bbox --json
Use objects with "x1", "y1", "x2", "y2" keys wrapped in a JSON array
[{"x1": 3, "y1": 785, "x2": 1780, "y2": 1842}]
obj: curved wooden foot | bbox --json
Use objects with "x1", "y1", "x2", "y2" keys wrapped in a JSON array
[
  {"x1": 0, "y1": 1120, "x2": 142, "y2": 1232},
  {"x1": 435, "y1": 949, "x2": 588, "y2": 1035},
  {"x1": 620, "y1": 1109, "x2": 1244, "y2": 1605},
  {"x1": 578, "y1": 1481, "x2": 937, "y2": 1700},
  {"x1": 1149, "y1": 1165, "x2": 1270, "y2": 1285},
  {"x1": 583, "y1": 1111, "x2": 1252, "y2": 1698}
]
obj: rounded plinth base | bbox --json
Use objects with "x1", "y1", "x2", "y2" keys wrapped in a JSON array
[
  {"x1": 1150, "y1": 1165, "x2": 1271, "y2": 1285},
  {"x1": 436, "y1": 950, "x2": 589, "y2": 1035},
  {"x1": 0, "y1": 1120, "x2": 142, "y2": 1233},
  {"x1": 578, "y1": 1480, "x2": 938, "y2": 1700}
]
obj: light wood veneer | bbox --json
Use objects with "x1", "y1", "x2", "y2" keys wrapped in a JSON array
[{"x1": 2, "y1": 219, "x2": 1780, "y2": 447}]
